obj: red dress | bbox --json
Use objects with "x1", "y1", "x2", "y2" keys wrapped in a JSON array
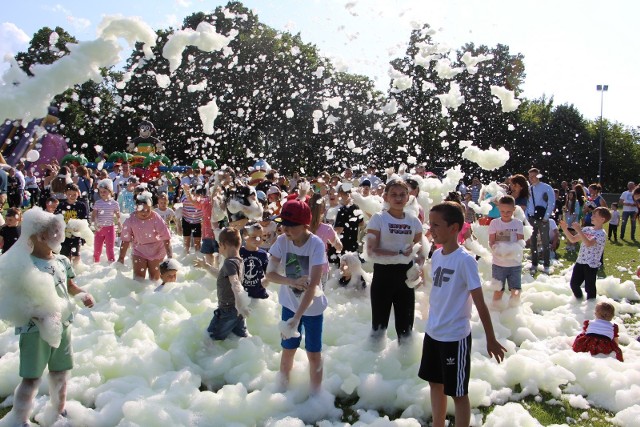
[{"x1": 572, "y1": 320, "x2": 623, "y2": 362}]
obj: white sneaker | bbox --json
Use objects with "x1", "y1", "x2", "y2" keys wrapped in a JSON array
[{"x1": 543, "y1": 266, "x2": 551, "y2": 275}]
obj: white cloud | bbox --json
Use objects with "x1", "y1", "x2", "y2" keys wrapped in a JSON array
[
  {"x1": 175, "y1": 0, "x2": 192, "y2": 7},
  {"x1": 0, "y1": 22, "x2": 29, "y2": 61},
  {"x1": 67, "y1": 16, "x2": 92, "y2": 32}
]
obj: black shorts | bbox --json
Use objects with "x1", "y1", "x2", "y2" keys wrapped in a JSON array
[
  {"x1": 61, "y1": 237, "x2": 84, "y2": 258},
  {"x1": 181, "y1": 219, "x2": 202, "y2": 237},
  {"x1": 418, "y1": 333, "x2": 471, "y2": 397}
]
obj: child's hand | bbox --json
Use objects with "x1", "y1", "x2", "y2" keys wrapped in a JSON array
[
  {"x1": 290, "y1": 276, "x2": 309, "y2": 290},
  {"x1": 487, "y1": 338, "x2": 507, "y2": 363},
  {"x1": 572, "y1": 222, "x2": 582, "y2": 231},
  {"x1": 279, "y1": 318, "x2": 300, "y2": 339},
  {"x1": 78, "y1": 292, "x2": 95, "y2": 308},
  {"x1": 193, "y1": 258, "x2": 208, "y2": 269},
  {"x1": 559, "y1": 219, "x2": 567, "y2": 229}
]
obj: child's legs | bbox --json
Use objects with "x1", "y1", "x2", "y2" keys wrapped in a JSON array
[
  {"x1": 428, "y1": 382, "x2": 448, "y2": 427},
  {"x1": 370, "y1": 264, "x2": 394, "y2": 334},
  {"x1": 132, "y1": 255, "x2": 149, "y2": 280},
  {"x1": 13, "y1": 377, "x2": 41, "y2": 423},
  {"x1": 279, "y1": 348, "x2": 297, "y2": 386},
  {"x1": 452, "y1": 395, "x2": 471, "y2": 427},
  {"x1": 306, "y1": 351, "x2": 323, "y2": 394},
  {"x1": 231, "y1": 315, "x2": 248, "y2": 337},
  {"x1": 93, "y1": 228, "x2": 106, "y2": 262},
  {"x1": 207, "y1": 308, "x2": 241, "y2": 340},
  {"x1": 104, "y1": 225, "x2": 116, "y2": 262},
  {"x1": 192, "y1": 223, "x2": 202, "y2": 251},
  {"x1": 182, "y1": 219, "x2": 192, "y2": 252},
  {"x1": 392, "y1": 280, "x2": 415, "y2": 339},
  {"x1": 583, "y1": 265, "x2": 599, "y2": 299},
  {"x1": 611, "y1": 224, "x2": 618, "y2": 240},
  {"x1": 569, "y1": 263, "x2": 587, "y2": 298},
  {"x1": 48, "y1": 370, "x2": 68, "y2": 414},
  {"x1": 506, "y1": 265, "x2": 522, "y2": 294},
  {"x1": 147, "y1": 259, "x2": 162, "y2": 281},
  {"x1": 300, "y1": 314, "x2": 323, "y2": 392},
  {"x1": 491, "y1": 265, "x2": 508, "y2": 300}
]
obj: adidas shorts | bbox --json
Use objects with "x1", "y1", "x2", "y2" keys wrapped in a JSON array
[{"x1": 418, "y1": 332, "x2": 471, "y2": 397}]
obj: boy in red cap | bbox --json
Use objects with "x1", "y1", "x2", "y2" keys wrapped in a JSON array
[{"x1": 265, "y1": 199, "x2": 328, "y2": 394}]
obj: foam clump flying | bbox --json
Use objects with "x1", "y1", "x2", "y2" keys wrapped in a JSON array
[
  {"x1": 0, "y1": 16, "x2": 156, "y2": 121},
  {"x1": 163, "y1": 22, "x2": 238, "y2": 73},
  {"x1": 460, "y1": 140, "x2": 509, "y2": 171},
  {"x1": 0, "y1": 208, "x2": 68, "y2": 347},
  {"x1": 490, "y1": 85, "x2": 522, "y2": 112}
]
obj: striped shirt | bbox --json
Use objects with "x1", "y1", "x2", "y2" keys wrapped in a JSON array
[
  {"x1": 180, "y1": 195, "x2": 203, "y2": 224},
  {"x1": 94, "y1": 199, "x2": 120, "y2": 227}
]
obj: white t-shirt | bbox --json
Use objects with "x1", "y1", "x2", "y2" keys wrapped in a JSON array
[
  {"x1": 154, "y1": 207, "x2": 176, "y2": 224},
  {"x1": 367, "y1": 210, "x2": 422, "y2": 253},
  {"x1": 489, "y1": 217, "x2": 524, "y2": 267},
  {"x1": 269, "y1": 233, "x2": 328, "y2": 316},
  {"x1": 576, "y1": 227, "x2": 606, "y2": 268},
  {"x1": 620, "y1": 191, "x2": 637, "y2": 212},
  {"x1": 427, "y1": 247, "x2": 481, "y2": 341}
]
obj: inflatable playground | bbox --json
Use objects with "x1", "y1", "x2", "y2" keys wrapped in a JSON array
[{"x1": 0, "y1": 115, "x2": 213, "y2": 181}]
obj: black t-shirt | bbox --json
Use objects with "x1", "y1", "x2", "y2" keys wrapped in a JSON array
[
  {"x1": 334, "y1": 203, "x2": 363, "y2": 252},
  {"x1": 0, "y1": 225, "x2": 20, "y2": 253}
]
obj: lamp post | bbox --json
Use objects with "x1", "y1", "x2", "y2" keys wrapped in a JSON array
[{"x1": 596, "y1": 84, "x2": 608, "y2": 184}]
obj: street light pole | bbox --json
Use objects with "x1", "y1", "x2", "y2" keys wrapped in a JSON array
[{"x1": 596, "y1": 84, "x2": 608, "y2": 184}]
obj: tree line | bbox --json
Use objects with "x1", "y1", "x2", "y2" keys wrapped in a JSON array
[{"x1": 11, "y1": 1, "x2": 640, "y2": 191}]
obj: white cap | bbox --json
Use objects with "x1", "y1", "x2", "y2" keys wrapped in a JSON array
[{"x1": 97, "y1": 178, "x2": 113, "y2": 193}]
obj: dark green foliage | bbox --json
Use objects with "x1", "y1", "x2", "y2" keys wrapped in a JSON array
[{"x1": 11, "y1": 2, "x2": 639, "y2": 184}]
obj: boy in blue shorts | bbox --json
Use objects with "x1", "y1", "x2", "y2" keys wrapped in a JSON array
[
  {"x1": 419, "y1": 202, "x2": 506, "y2": 427},
  {"x1": 266, "y1": 200, "x2": 327, "y2": 394},
  {"x1": 8, "y1": 208, "x2": 95, "y2": 426}
]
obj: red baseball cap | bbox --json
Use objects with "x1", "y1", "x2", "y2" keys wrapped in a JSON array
[{"x1": 275, "y1": 199, "x2": 311, "y2": 226}]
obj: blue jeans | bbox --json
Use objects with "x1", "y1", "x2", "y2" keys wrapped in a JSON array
[
  {"x1": 620, "y1": 211, "x2": 636, "y2": 239},
  {"x1": 207, "y1": 307, "x2": 247, "y2": 340},
  {"x1": 492, "y1": 265, "x2": 522, "y2": 291}
]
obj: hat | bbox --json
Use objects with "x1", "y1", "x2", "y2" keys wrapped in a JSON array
[
  {"x1": 275, "y1": 200, "x2": 311, "y2": 226},
  {"x1": 256, "y1": 190, "x2": 267, "y2": 201},
  {"x1": 267, "y1": 185, "x2": 281, "y2": 196},
  {"x1": 359, "y1": 179, "x2": 371, "y2": 187},
  {"x1": 97, "y1": 179, "x2": 113, "y2": 193},
  {"x1": 160, "y1": 259, "x2": 180, "y2": 271}
]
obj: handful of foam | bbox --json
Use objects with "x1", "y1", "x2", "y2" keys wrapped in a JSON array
[
  {"x1": 0, "y1": 208, "x2": 69, "y2": 347},
  {"x1": 67, "y1": 218, "x2": 94, "y2": 245}
]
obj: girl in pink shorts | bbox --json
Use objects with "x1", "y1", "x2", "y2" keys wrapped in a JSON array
[
  {"x1": 92, "y1": 179, "x2": 120, "y2": 263},
  {"x1": 118, "y1": 192, "x2": 173, "y2": 281}
]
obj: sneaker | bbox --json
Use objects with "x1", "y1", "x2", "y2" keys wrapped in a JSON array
[
  {"x1": 543, "y1": 266, "x2": 551, "y2": 275},
  {"x1": 529, "y1": 266, "x2": 537, "y2": 276}
]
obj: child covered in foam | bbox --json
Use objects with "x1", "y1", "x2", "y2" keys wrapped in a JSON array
[
  {"x1": 573, "y1": 301, "x2": 624, "y2": 362},
  {"x1": 0, "y1": 207, "x2": 95, "y2": 426}
]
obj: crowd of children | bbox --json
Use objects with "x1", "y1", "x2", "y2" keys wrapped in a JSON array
[{"x1": 1, "y1": 159, "x2": 635, "y2": 427}]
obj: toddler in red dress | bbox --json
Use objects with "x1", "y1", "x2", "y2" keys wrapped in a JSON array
[{"x1": 573, "y1": 301, "x2": 623, "y2": 362}]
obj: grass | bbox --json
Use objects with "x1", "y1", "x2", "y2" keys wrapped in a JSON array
[{"x1": 2, "y1": 223, "x2": 638, "y2": 425}]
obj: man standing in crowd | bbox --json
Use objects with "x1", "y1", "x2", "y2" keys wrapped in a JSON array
[
  {"x1": 619, "y1": 181, "x2": 637, "y2": 241},
  {"x1": 527, "y1": 168, "x2": 555, "y2": 275}
]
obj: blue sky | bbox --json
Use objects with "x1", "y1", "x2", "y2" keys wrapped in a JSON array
[{"x1": 1, "y1": 0, "x2": 638, "y2": 128}]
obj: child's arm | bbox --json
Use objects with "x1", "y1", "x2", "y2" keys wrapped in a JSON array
[
  {"x1": 67, "y1": 278, "x2": 95, "y2": 308},
  {"x1": 117, "y1": 241, "x2": 130, "y2": 263},
  {"x1": 193, "y1": 258, "x2": 219, "y2": 276},
  {"x1": 229, "y1": 274, "x2": 251, "y2": 317},
  {"x1": 164, "y1": 239, "x2": 173, "y2": 259},
  {"x1": 329, "y1": 230, "x2": 343, "y2": 252},
  {"x1": 571, "y1": 222, "x2": 597, "y2": 247},
  {"x1": 470, "y1": 287, "x2": 506, "y2": 362},
  {"x1": 559, "y1": 220, "x2": 583, "y2": 244},
  {"x1": 489, "y1": 232, "x2": 497, "y2": 248},
  {"x1": 265, "y1": 256, "x2": 308, "y2": 289},
  {"x1": 290, "y1": 264, "x2": 323, "y2": 326}
]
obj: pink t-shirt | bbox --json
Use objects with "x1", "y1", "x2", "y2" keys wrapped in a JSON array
[
  {"x1": 121, "y1": 211, "x2": 171, "y2": 260},
  {"x1": 94, "y1": 198, "x2": 120, "y2": 227},
  {"x1": 313, "y1": 222, "x2": 336, "y2": 273},
  {"x1": 194, "y1": 197, "x2": 213, "y2": 239}
]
